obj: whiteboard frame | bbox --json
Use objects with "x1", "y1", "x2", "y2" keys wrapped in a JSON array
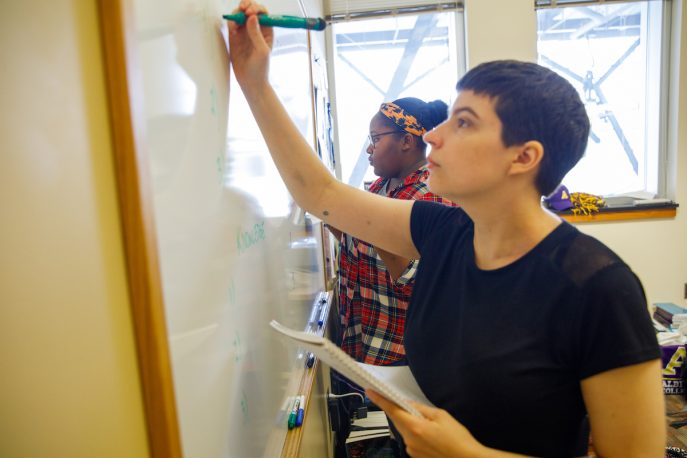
[
  {"x1": 96, "y1": 2, "x2": 336, "y2": 456},
  {"x1": 97, "y1": 1, "x2": 182, "y2": 456}
]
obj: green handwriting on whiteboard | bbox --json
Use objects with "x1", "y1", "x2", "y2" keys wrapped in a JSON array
[
  {"x1": 210, "y1": 85, "x2": 217, "y2": 115},
  {"x1": 216, "y1": 153, "x2": 224, "y2": 184},
  {"x1": 232, "y1": 331, "x2": 242, "y2": 363},
  {"x1": 236, "y1": 222, "x2": 266, "y2": 254},
  {"x1": 240, "y1": 391, "x2": 250, "y2": 424}
]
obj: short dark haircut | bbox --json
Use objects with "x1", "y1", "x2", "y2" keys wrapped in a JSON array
[{"x1": 457, "y1": 60, "x2": 590, "y2": 196}]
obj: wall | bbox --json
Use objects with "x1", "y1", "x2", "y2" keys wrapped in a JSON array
[
  {"x1": 464, "y1": 0, "x2": 538, "y2": 66},
  {"x1": 463, "y1": 0, "x2": 687, "y2": 308},
  {"x1": 0, "y1": 1, "x2": 149, "y2": 456}
]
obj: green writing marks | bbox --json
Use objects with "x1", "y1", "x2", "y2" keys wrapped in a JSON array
[
  {"x1": 236, "y1": 221, "x2": 266, "y2": 254},
  {"x1": 216, "y1": 153, "x2": 224, "y2": 184},
  {"x1": 210, "y1": 85, "x2": 217, "y2": 115},
  {"x1": 240, "y1": 391, "x2": 249, "y2": 424},
  {"x1": 232, "y1": 331, "x2": 242, "y2": 362}
]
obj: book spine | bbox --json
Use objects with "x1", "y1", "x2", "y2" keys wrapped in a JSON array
[
  {"x1": 655, "y1": 307, "x2": 674, "y2": 322},
  {"x1": 654, "y1": 312, "x2": 673, "y2": 328},
  {"x1": 656, "y1": 303, "x2": 687, "y2": 317}
]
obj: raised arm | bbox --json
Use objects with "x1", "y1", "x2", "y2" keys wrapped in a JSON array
[
  {"x1": 227, "y1": 1, "x2": 418, "y2": 259},
  {"x1": 327, "y1": 223, "x2": 411, "y2": 280}
]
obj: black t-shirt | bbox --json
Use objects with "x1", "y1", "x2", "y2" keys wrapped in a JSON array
[{"x1": 407, "y1": 201, "x2": 660, "y2": 457}]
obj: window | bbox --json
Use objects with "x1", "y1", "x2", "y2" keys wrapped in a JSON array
[
  {"x1": 536, "y1": 0, "x2": 672, "y2": 197},
  {"x1": 329, "y1": 6, "x2": 464, "y2": 188},
  {"x1": 227, "y1": 28, "x2": 313, "y2": 217}
]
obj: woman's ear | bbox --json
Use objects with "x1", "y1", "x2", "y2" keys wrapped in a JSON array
[
  {"x1": 401, "y1": 132, "x2": 417, "y2": 151},
  {"x1": 510, "y1": 140, "x2": 544, "y2": 176}
]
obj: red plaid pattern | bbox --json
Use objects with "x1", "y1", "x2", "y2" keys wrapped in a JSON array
[{"x1": 338, "y1": 166, "x2": 455, "y2": 365}]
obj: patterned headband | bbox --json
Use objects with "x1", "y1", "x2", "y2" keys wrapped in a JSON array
[{"x1": 379, "y1": 102, "x2": 426, "y2": 137}]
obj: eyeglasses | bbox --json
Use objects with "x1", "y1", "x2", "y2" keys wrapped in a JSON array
[{"x1": 367, "y1": 131, "x2": 399, "y2": 147}]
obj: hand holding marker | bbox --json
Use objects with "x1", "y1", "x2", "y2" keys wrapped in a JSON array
[{"x1": 223, "y1": 12, "x2": 327, "y2": 31}]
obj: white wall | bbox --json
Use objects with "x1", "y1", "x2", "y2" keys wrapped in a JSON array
[
  {"x1": 0, "y1": 1, "x2": 149, "y2": 456},
  {"x1": 464, "y1": 0, "x2": 538, "y2": 66},
  {"x1": 463, "y1": 0, "x2": 687, "y2": 308}
]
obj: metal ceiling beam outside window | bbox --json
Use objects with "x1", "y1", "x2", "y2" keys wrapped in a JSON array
[
  {"x1": 326, "y1": 2, "x2": 463, "y2": 187},
  {"x1": 343, "y1": 14, "x2": 441, "y2": 187},
  {"x1": 536, "y1": 0, "x2": 670, "y2": 175}
]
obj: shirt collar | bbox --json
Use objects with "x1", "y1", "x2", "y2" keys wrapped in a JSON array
[{"x1": 369, "y1": 164, "x2": 429, "y2": 194}]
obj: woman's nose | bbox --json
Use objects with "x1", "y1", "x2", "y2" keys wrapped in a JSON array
[{"x1": 423, "y1": 128, "x2": 438, "y2": 148}]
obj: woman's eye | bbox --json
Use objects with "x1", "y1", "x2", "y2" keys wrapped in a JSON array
[{"x1": 457, "y1": 118, "x2": 470, "y2": 128}]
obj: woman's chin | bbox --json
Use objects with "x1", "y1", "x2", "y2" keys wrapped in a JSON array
[{"x1": 427, "y1": 176, "x2": 442, "y2": 194}]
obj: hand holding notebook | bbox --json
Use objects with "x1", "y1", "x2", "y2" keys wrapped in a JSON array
[{"x1": 269, "y1": 320, "x2": 433, "y2": 417}]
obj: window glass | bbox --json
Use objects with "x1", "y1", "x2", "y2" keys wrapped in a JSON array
[
  {"x1": 332, "y1": 12, "x2": 462, "y2": 188},
  {"x1": 227, "y1": 29, "x2": 313, "y2": 217},
  {"x1": 537, "y1": 1, "x2": 669, "y2": 196}
]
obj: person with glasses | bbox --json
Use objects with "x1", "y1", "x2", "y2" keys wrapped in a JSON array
[
  {"x1": 227, "y1": 2, "x2": 664, "y2": 456},
  {"x1": 327, "y1": 97, "x2": 455, "y2": 369},
  {"x1": 325, "y1": 98, "x2": 455, "y2": 456}
]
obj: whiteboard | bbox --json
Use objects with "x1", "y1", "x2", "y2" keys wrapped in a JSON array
[{"x1": 131, "y1": 0, "x2": 325, "y2": 456}]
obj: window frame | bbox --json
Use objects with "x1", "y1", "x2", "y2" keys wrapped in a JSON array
[
  {"x1": 324, "y1": 4, "x2": 466, "y2": 186},
  {"x1": 535, "y1": 0, "x2": 675, "y2": 200}
]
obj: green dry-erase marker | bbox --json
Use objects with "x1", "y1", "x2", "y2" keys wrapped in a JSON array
[{"x1": 223, "y1": 12, "x2": 326, "y2": 31}]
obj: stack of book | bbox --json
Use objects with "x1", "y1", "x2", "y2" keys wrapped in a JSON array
[
  {"x1": 654, "y1": 302, "x2": 687, "y2": 329},
  {"x1": 345, "y1": 411, "x2": 393, "y2": 458},
  {"x1": 346, "y1": 410, "x2": 390, "y2": 443}
]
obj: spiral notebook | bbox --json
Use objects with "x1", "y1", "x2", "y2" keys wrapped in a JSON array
[{"x1": 269, "y1": 320, "x2": 432, "y2": 417}]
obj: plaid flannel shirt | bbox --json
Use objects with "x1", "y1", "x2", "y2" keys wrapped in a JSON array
[{"x1": 338, "y1": 166, "x2": 455, "y2": 365}]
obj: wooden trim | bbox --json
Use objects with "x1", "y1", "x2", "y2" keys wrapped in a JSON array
[
  {"x1": 281, "y1": 360, "x2": 320, "y2": 458},
  {"x1": 561, "y1": 207, "x2": 677, "y2": 223},
  {"x1": 96, "y1": 1, "x2": 182, "y2": 457},
  {"x1": 281, "y1": 291, "x2": 333, "y2": 457}
]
